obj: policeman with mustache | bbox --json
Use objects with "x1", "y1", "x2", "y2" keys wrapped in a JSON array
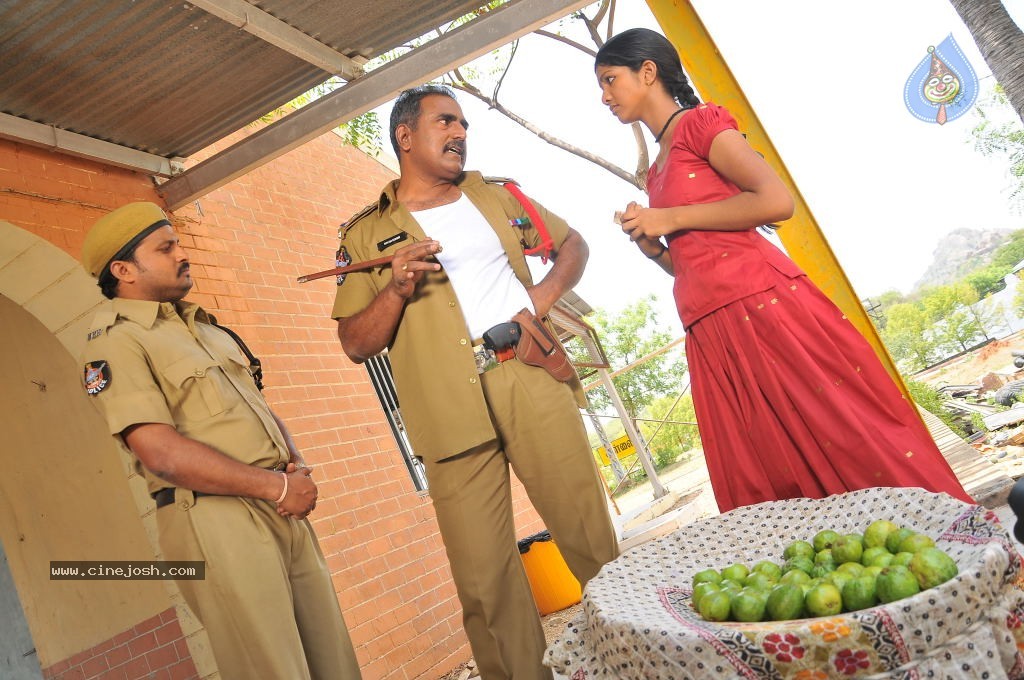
[
  {"x1": 332, "y1": 85, "x2": 618, "y2": 680},
  {"x1": 79, "y1": 202, "x2": 361, "y2": 679}
]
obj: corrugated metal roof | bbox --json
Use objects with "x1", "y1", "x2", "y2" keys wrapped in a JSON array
[
  {"x1": 251, "y1": 0, "x2": 487, "y2": 58},
  {"x1": 0, "y1": 0, "x2": 488, "y2": 158}
]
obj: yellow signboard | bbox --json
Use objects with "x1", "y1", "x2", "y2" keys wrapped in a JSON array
[{"x1": 594, "y1": 435, "x2": 636, "y2": 466}]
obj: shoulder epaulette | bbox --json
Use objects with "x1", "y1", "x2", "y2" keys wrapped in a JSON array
[
  {"x1": 85, "y1": 308, "x2": 118, "y2": 341},
  {"x1": 338, "y1": 203, "x2": 378, "y2": 239},
  {"x1": 483, "y1": 176, "x2": 517, "y2": 186}
]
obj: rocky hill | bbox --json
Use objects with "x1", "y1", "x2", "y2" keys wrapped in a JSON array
[{"x1": 912, "y1": 227, "x2": 1015, "y2": 291}]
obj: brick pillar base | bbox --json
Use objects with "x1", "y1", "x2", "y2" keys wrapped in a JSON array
[{"x1": 42, "y1": 607, "x2": 199, "y2": 680}]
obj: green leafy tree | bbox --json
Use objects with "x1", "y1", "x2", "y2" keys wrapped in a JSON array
[
  {"x1": 881, "y1": 302, "x2": 937, "y2": 371},
  {"x1": 1012, "y1": 274, "x2": 1024, "y2": 318},
  {"x1": 922, "y1": 283, "x2": 986, "y2": 352},
  {"x1": 585, "y1": 295, "x2": 686, "y2": 418},
  {"x1": 970, "y1": 292, "x2": 1011, "y2": 338},
  {"x1": 863, "y1": 289, "x2": 907, "y2": 331},
  {"x1": 968, "y1": 83, "x2": 1024, "y2": 206},
  {"x1": 965, "y1": 265, "x2": 1008, "y2": 298},
  {"x1": 949, "y1": 281, "x2": 1007, "y2": 345},
  {"x1": 988, "y1": 229, "x2": 1024, "y2": 269},
  {"x1": 257, "y1": 78, "x2": 383, "y2": 155},
  {"x1": 640, "y1": 394, "x2": 700, "y2": 469},
  {"x1": 939, "y1": 309, "x2": 978, "y2": 353},
  {"x1": 875, "y1": 289, "x2": 907, "y2": 310},
  {"x1": 875, "y1": 226, "x2": 1024, "y2": 365}
]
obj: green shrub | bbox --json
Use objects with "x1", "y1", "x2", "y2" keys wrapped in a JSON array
[{"x1": 906, "y1": 380, "x2": 967, "y2": 438}]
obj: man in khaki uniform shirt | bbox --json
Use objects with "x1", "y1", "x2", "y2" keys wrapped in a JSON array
[
  {"x1": 333, "y1": 85, "x2": 619, "y2": 679},
  {"x1": 78, "y1": 202, "x2": 361, "y2": 679}
]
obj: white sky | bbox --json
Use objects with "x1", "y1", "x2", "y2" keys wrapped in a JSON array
[{"x1": 372, "y1": 0, "x2": 1024, "y2": 340}]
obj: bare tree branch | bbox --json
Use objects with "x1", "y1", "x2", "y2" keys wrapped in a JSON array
[
  {"x1": 442, "y1": 2, "x2": 649, "y2": 192},
  {"x1": 535, "y1": 29, "x2": 597, "y2": 56},
  {"x1": 493, "y1": 39, "x2": 519, "y2": 100},
  {"x1": 450, "y1": 82, "x2": 642, "y2": 189},
  {"x1": 603, "y1": 0, "x2": 616, "y2": 42},
  {"x1": 449, "y1": 69, "x2": 480, "y2": 95},
  {"x1": 591, "y1": 0, "x2": 612, "y2": 29},
  {"x1": 579, "y1": 7, "x2": 604, "y2": 48},
  {"x1": 631, "y1": 123, "x2": 649, "y2": 191}
]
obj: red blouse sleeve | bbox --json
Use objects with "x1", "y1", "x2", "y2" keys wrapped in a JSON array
[{"x1": 677, "y1": 103, "x2": 739, "y2": 159}]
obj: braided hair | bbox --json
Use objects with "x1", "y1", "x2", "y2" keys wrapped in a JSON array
[{"x1": 595, "y1": 28, "x2": 700, "y2": 109}]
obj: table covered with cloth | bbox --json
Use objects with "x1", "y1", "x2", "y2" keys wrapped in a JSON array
[{"x1": 545, "y1": 487, "x2": 1024, "y2": 679}]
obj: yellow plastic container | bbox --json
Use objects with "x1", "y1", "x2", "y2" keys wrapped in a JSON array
[{"x1": 517, "y1": 531, "x2": 582, "y2": 615}]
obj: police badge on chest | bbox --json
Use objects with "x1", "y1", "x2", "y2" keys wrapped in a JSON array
[{"x1": 335, "y1": 246, "x2": 352, "y2": 285}]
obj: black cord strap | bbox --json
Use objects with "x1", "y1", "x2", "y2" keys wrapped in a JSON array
[
  {"x1": 646, "y1": 244, "x2": 667, "y2": 259},
  {"x1": 654, "y1": 108, "x2": 687, "y2": 143}
]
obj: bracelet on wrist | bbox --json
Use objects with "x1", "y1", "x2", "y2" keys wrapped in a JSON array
[
  {"x1": 646, "y1": 244, "x2": 667, "y2": 259},
  {"x1": 275, "y1": 471, "x2": 289, "y2": 505}
]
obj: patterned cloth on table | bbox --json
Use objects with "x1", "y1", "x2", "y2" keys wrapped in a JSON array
[{"x1": 545, "y1": 487, "x2": 1024, "y2": 679}]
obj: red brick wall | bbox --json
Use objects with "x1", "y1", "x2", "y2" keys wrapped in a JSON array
[
  {"x1": 0, "y1": 127, "x2": 547, "y2": 679},
  {"x1": 0, "y1": 143, "x2": 155, "y2": 253},
  {"x1": 41, "y1": 608, "x2": 197, "y2": 680}
]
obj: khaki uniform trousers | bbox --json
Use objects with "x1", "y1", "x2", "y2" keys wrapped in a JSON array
[
  {"x1": 157, "y1": 489, "x2": 361, "y2": 679},
  {"x1": 424, "y1": 359, "x2": 619, "y2": 680}
]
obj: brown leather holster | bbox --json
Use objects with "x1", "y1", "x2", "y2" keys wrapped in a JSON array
[{"x1": 511, "y1": 308, "x2": 575, "y2": 383}]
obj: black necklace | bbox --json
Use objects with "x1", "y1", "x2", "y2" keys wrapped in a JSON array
[{"x1": 654, "y1": 107, "x2": 686, "y2": 144}]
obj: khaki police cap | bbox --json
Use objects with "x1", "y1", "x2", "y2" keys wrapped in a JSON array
[{"x1": 81, "y1": 202, "x2": 171, "y2": 278}]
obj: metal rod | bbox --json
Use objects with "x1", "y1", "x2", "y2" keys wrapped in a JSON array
[{"x1": 587, "y1": 414, "x2": 699, "y2": 426}]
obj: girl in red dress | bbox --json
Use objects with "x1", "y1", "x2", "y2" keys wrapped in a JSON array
[{"x1": 595, "y1": 28, "x2": 972, "y2": 512}]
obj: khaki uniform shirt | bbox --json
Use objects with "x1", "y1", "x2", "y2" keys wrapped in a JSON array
[
  {"x1": 80, "y1": 298, "x2": 289, "y2": 494},
  {"x1": 331, "y1": 171, "x2": 582, "y2": 462}
]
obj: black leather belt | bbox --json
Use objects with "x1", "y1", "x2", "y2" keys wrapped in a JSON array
[
  {"x1": 153, "y1": 488, "x2": 212, "y2": 509},
  {"x1": 152, "y1": 463, "x2": 289, "y2": 509}
]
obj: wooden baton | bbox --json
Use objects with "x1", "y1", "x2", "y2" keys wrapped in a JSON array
[{"x1": 296, "y1": 255, "x2": 395, "y2": 284}]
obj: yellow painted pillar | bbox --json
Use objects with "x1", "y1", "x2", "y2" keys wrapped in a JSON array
[{"x1": 644, "y1": 0, "x2": 912, "y2": 399}]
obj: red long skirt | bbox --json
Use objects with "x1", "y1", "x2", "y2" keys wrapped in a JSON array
[{"x1": 685, "y1": 275, "x2": 973, "y2": 513}]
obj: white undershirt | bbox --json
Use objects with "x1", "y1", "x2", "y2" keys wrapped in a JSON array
[{"x1": 411, "y1": 194, "x2": 535, "y2": 339}]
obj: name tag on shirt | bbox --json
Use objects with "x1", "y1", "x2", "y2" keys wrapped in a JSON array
[{"x1": 377, "y1": 232, "x2": 408, "y2": 251}]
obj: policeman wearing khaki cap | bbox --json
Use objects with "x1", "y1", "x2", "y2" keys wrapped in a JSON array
[
  {"x1": 78, "y1": 201, "x2": 200, "y2": 304},
  {"x1": 81, "y1": 201, "x2": 171, "y2": 278},
  {"x1": 78, "y1": 202, "x2": 362, "y2": 679}
]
